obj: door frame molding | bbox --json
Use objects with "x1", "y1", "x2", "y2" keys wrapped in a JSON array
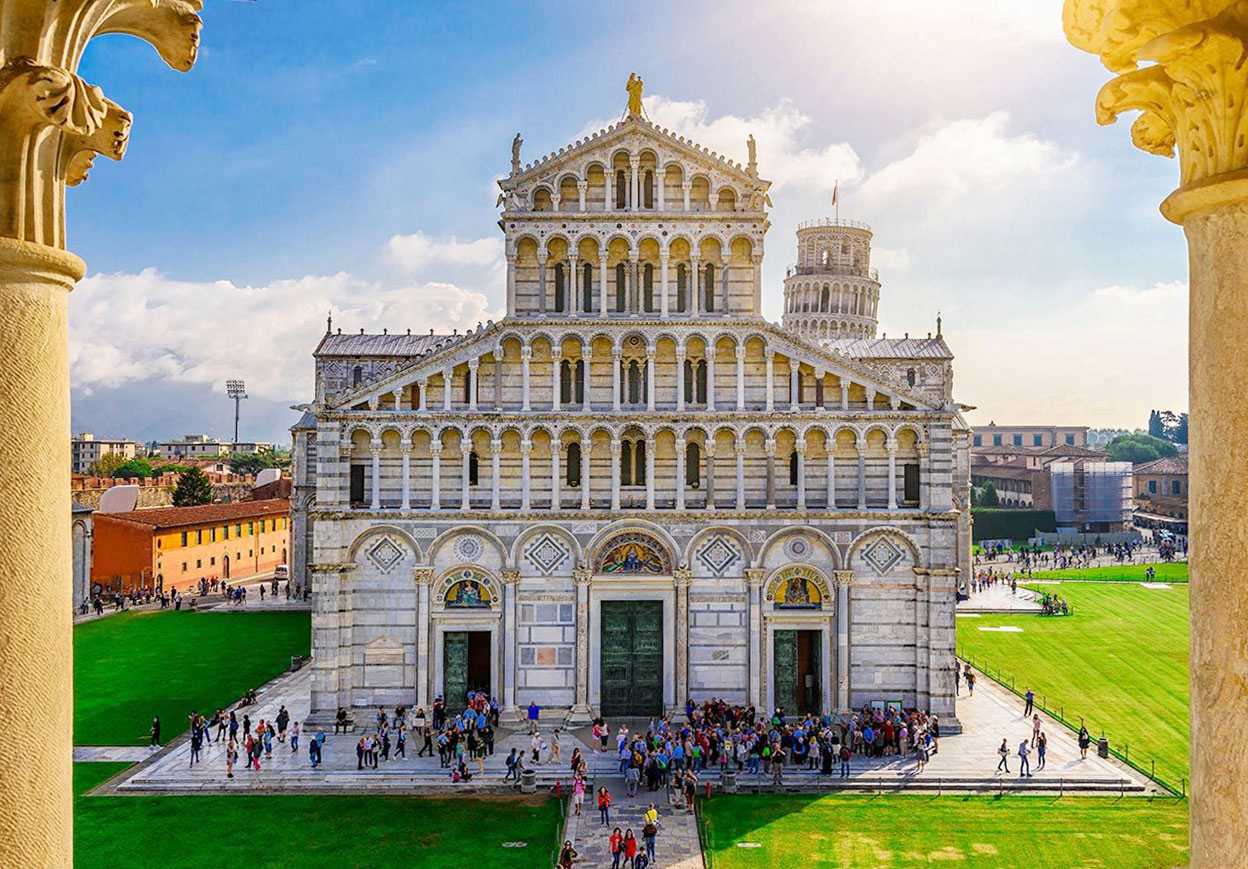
[
  {"x1": 588, "y1": 579, "x2": 675, "y2": 713},
  {"x1": 433, "y1": 619, "x2": 499, "y2": 704}
]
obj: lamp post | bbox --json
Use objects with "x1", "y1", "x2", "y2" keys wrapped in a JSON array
[{"x1": 227, "y1": 380, "x2": 247, "y2": 449}]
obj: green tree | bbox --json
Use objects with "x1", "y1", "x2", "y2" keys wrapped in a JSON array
[
  {"x1": 227, "y1": 451, "x2": 283, "y2": 476},
  {"x1": 1106, "y1": 432, "x2": 1178, "y2": 464},
  {"x1": 980, "y1": 481, "x2": 1000, "y2": 507},
  {"x1": 172, "y1": 468, "x2": 214, "y2": 507},
  {"x1": 1173, "y1": 413, "x2": 1188, "y2": 445},
  {"x1": 1148, "y1": 409, "x2": 1163, "y2": 438},
  {"x1": 89, "y1": 452, "x2": 129, "y2": 477},
  {"x1": 111, "y1": 457, "x2": 154, "y2": 479}
]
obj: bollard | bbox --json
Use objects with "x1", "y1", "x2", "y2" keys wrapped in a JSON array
[
  {"x1": 520, "y1": 768, "x2": 537, "y2": 795},
  {"x1": 723, "y1": 768, "x2": 738, "y2": 794},
  {"x1": 554, "y1": 779, "x2": 562, "y2": 798}
]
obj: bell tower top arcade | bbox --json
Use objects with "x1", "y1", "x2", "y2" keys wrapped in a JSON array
[{"x1": 782, "y1": 218, "x2": 881, "y2": 341}]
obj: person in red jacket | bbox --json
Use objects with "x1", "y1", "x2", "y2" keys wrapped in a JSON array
[
  {"x1": 609, "y1": 827, "x2": 624, "y2": 869},
  {"x1": 624, "y1": 829, "x2": 639, "y2": 867},
  {"x1": 597, "y1": 785, "x2": 613, "y2": 825}
]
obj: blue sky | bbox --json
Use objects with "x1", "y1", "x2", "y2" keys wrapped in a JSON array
[{"x1": 69, "y1": 1, "x2": 1189, "y2": 444}]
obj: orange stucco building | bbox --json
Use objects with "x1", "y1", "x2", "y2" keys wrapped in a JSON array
[{"x1": 91, "y1": 499, "x2": 290, "y2": 594}]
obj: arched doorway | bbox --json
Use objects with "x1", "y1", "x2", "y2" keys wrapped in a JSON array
[{"x1": 222, "y1": 555, "x2": 230, "y2": 580}]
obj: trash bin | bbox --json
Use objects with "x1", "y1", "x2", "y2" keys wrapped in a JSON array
[
  {"x1": 520, "y1": 768, "x2": 537, "y2": 794},
  {"x1": 722, "y1": 768, "x2": 738, "y2": 794},
  {"x1": 1097, "y1": 737, "x2": 1110, "y2": 759}
]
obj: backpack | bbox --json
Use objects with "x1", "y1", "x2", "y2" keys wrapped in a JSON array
[{"x1": 643, "y1": 822, "x2": 657, "y2": 838}]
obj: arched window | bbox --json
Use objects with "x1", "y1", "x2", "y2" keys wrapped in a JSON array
[
  {"x1": 683, "y1": 359, "x2": 694, "y2": 403},
  {"x1": 566, "y1": 442, "x2": 581, "y2": 487},
  {"x1": 615, "y1": 263, "x2": 626, "y2": 312},
  {"x1": 643, "y1": 170, "x2": 654, "y2": 208},
  {"x1": 627, "y1": 360, "x2": 642, "y2": 404},
  {"x1": 463, "y1": 370, "x2": 472, "y2": 404},
  {"x1": 620, "y1": 440, "x2": 633, "y2": 486},
  {"x1": 554, "y1": 263, "x2": 565, "y2": 312},
  {"x1": 796, "y1": 370, "x2": 805, "y2": 404},
  {"x1": 634, "y1": 438, "x2": 647, "y2": 485},
  {"x1": 468, "y1": 450, "x2": 479, "y2": 486},
  {"x1": 560, "y1": 359, "x2": 573, "y2": 404},
  {"x1": 704, "y1": 263, "x2": 715, "y2": 313},
  {"x1": 686, "y1": 442, "x2": 701, "y2": 488},
  {"x1": 643, "y1": 264, "x2": 654, "y2": 312},
  {"x1": 352, "y1": 366, "x2": 363, "y2": 387},
  {"x1": 582, "y1": 262, "x2": 594, "y2": 313},
  {"x1": 907, "y1": 368, "x2": 917, "y2": 387},
  {"x1": 615, "y1": 169, "x2": 627, "y2": 208},
  {"x1": 821, "y1": 286, "x2": 830, "y2": 311},
  {"x1": 575, "y1": 359, "x2": 585, "y2": 404},
  {"x1": 789, "y1": 451, "x2": 799, "y2": 485},
  {"x1": 676, "y1": 264, "x2": 687, "y2": 312},
  {"x1": 695, "y1": 359, "x2": 708, "y2": 404}
]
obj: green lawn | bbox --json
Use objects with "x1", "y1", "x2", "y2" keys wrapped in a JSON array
[
  {"x1": 700, "y1": 794, "x2": 1188, "y2": 868},
  {"x1": 957, "y1": 582, "x2": 1189, "y2": 787},
  {"x1": 1030, "y1": 562, "x2": 1188, "y2": 582},
  {"x1": 75, "y1": 763, "x2": 562, "y2": 868},
  {"x1": 74, "y1": 610, "x2": 310, "y2": 745}
]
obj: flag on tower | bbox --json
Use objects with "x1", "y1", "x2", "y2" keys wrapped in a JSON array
[{"x1": 831, "y1": 180, "x2": 838, "y2": 207}]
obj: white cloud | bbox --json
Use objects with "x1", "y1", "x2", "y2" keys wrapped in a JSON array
[
  {"x1": 582, "y1": 96, "x2": 863, "y2": 193},
  {"x1": 871, "y1": 246, "x2": 911, "y2": 273},
  {"x1": 385, "y1": 231, "x2": 503, "y2": 273},
  {"x1": 70, "y1": 236, "x2": 505, "y2": 403}
]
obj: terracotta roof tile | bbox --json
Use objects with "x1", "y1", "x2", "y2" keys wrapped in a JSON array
[{"x1": 97, "y1": 499, "x2": 288, "y2": 529}]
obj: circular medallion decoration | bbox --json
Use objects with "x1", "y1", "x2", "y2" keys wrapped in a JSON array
[
  {"x1": 785, "y1": 536, "x2": 810, "y2": 560},
  {"x1": 454, "y1": 534, "x2": 484, "y2": 562}
]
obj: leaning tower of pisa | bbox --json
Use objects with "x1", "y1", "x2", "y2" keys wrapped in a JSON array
[{"x1": 781, "y1": 218, "x2": 881, "y2": 341}]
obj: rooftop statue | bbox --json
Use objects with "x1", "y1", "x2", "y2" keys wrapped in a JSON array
[{"x1": 626, "y1": 72, "x2": 644, "y2": 117}]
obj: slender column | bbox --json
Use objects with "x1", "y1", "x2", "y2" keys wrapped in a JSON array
[
  {"x1": 645, "y1": 437, "x2": 655, "y2": 509},
  {"x1": 735, "y1": 445, "x2": 746, "y2": 508},
  {"x1": 577, "y1": 180, "x2": 587, "y2": 212},
  {"x1": 814, "y1": 369, "x2": 825, "y2": 411},
  {"x1": 581, "y1": 438, "x2": 592, "y2": 510},
  {"x1": 415, "y1": 569, "x2": 432, "y2": 709},
  {"x1": 630, "y1": 258, "x2": 640, "y2": 313},
  {"x1": 583, "y1": 345, "x2": 593, "y2": 411},
  {"x1": 886, "y1": 439, "x2": 898, "y2": 510},
  {"x1": 502, "y1": 570, "x2": 519, "y2": 713},
  {"x1": 490, "y1": 438, "x2": 502, "y2": 510},
  {"x1": 467, "y1": 359, "x2": 479, "y2": 412},
  {"x1": 520, "y1": 439, "x2": 531, "y2": 510},
  {"x1": 538, "y1": 261, "x2": 547, "y2": 314},
  {"x1": 834, "y1": 571, "x2": 852, "y2": 711},
  {"x1": 520, "y1": 347, "x2": 532, "y2": 412},
  {"x1": 443, "y1": 368, "x2": 453, "y2": 411},
  {"x1": 706, "y1": 341, "x2": 717, "y2": 411},
  {"x1": 570, "y1": 567, "x2": 592, "y2": 721},
  {"x1": 506, "y1": 251, "x2": 516, "y2": 313},
  {"x1": 460, "y1": 445, "x2": 471, "y2": 510},
  {"x1": 399, "y1": 444, "x2": 412, "y2": 510},
  {"x1": 552, "y1": 353, "x2": 561, "y2": 412},
  {"x1": 659, "y1": 253, "x2": 670, "y2": 317},
  {"x1": 674, "y1": 567, "x2": 691, "y2": 707},
  {"x1": 629, "y1": 156, "x2": 639, "y2": 212},
  {"x1": 494, "y1": 347, "x2": 503, "y2": 411},
  {"x1": 430, "y1": 443, "x2": 442, "y2": 511},
  {"x1": 418, "y1": 378, "x2": 428, "y2": 411},
  {"x1": 569, "y1": 254, "x2": 579, "y2": 316},
  {"x1": 369, "y1": 439, "x2": 382, "y2": 509},
  {"x1": 550, "y1": 442, "x2": 561, "y2": 510},
  {"x1": 736, "y1": 348, "x2": 745, "y2": 410},
  {"x1": 705, "y1": 442, "x2": 716, "y2": 510},
  {"x1": 605, "y1": 171, "x2": 614, "y2": 212},
  {"x1": 682, "y1": 180, "x2": 691, "y2": 211},
  {"x1": 612, "y1": 347, "x2": 622, "y2": 412},
  {"x1": 765, "y1": 351, "x2": 775, "y2": 411},
  {"x1": 790, "y1": 360, "x2": 800, "y2": 410},
  {"x1": 692, "y1": 258, "x2": 702, "y2": 315},
  {"x1": 841, "y1": 380, "x2": 849, "y2": 411},
  {"x1": 918, "y1": 443, "x2": 930, "y2": 511},
  {"x1": 658, "y1": 171, "x2": 666, "y2": 210},
  {"x1": 599, "y1": 247, "x2": 609, "y2": 315},
  {"x1": 752, "y1": 253, "x2": 763, "y2": 313},
  {"x1": 857, "y1": 450, "x2": 867, "y2": 510},
  {"x1": 610, "y1": 437, "x2": 621, "y2": 510},
  {"x1": 746, "y1": 569, "x2": 765, "y2": 707},
  {"x1": 675, "y1": 347, "x2": 686, "y2": 412},
  {"x1": 826, "y1": 451, "x2": 836, "y2": 510},
  {"x1": 392, "y1": 389, "x2": 402, "y2": 411},
  {"x1": 795, "y1": 443, "x2": 806, "y2": 509},
  {"x1": 720, "y1": 261, "x2": 730, "y2": 313},
  {"x1": 646, "y1": 350, "x2": 656, "y2": 412},
  {"x1": 764, "y1": 438, "x2": 776, "y2": 509},
  {"x1": 675, "y1": 434, "x2": 686, "y2": 510}
]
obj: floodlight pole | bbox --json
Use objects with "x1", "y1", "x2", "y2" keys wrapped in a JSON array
[{"x1": 226, "y1": 380, "x2": 247, "y2": 448}]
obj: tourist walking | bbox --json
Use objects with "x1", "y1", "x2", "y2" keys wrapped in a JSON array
[
  {"x1": 609, "y1": 827, "x2": 624, "y2": 869},
  {"x1": 225, "y1": 738, "x2": 237, "y2": 779},
  {"x1": 1023, "y1": 689, "x2": 1035, "y2": 717},
  {"x1": 1017, "y1": 739, "x2": 1032, "y2": 777},
  {"x1": 966, "y1": 669, "x2": 976, "y2": 697},
  {"x1": 573, "y1": 774, "x2": 586, "y2": 816},
  {"x1": 598, "y1": 785, "x2": 613, "y2": 826},
  {"x1": 557, "y1": 840, "x2": 577, "y2": 869},
  {"x1": 150, "y1": 716, "x2": 161, "y2": 747},
  {"x1": 623, "y1": 830, "x2": 638, "y2": 867},
  {"x1": 527, "y1": 701, "x2": 541, "y2": 734},
  {"x1": 839, "y1": 742, "x2": 851, "y2": 778},
  {"x1": 1036, "y1": 731, "x2": 1047, "y2": 770},
  {"x1": 189, "y1": 727, "x2": 202, "y2": 767},
  {"x1": 642, "y1": 814, "x2": 658, "y2": 864},
  {"x1": 1031, "y1": 714, "x2": 1042, "y2": 746},
  {"x1": 1078, "y1": 725, "x2": 1091, "y2": 760},
  {"x1": 996, "y1": 738, "x2": 1010, "y2": 773}
]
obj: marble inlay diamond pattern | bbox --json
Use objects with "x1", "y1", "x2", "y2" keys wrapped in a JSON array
[
  {"x1": 523, "y1": 533, "x2": 570, "y2": 575},
  {"x1": 696, "y1": 535, "x2": 742, "y2": 576},
  {"x1": 366, "y1": 537, "x2": 405, "y2": 574},
  {"x1": 862, "y1": 536, "x2": 904, "y2": 575}
]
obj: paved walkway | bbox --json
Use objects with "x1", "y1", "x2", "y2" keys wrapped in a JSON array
[
  {"x1": 563, "y1": 778, "x2": 702, "y2": 868},
  {"x1": 958, "y1": 583, "x2": 1041, "y2": 613},
  {"x1": 74, "y1": 746, "x2": 162, "y2": 763}
]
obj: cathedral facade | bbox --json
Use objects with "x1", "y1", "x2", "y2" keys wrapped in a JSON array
[{"x1": 292, "y1": 82, "x2": 971, "y2": 727}]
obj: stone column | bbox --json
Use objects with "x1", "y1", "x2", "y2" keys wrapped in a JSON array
[
  {"x1": 581, "y1": 437, "x2": 592, "y2": 510},
  {"x1": 569, "y1": 254, "x2": 579, "y2": 316},
  {"x1": 720, "y1": 260, "x2": 730, "y2": 313},
  {"x1": 610, "y1": 437, "x2": 621, "y2": 510},
  {"x1": 706, "y1": 341, "x2": 717, "y2": 411},
  {"x1": 430, "y1": 443, "x2": 442, "y2": 511},
  {"x1": 520, "y1": 347, "x2": 532, "y2": 412},
  {"x1": 736, "y1": 347, "x2": 746, "y2": 410},
  {"x1": 501, "y1": 569, "x2": 520, "y2": 715},
  {"x1": 506, "y1": 251, "x2": 516, "y2": 312},
  {"x1": 918, "y1": 443, "x2": 930, "y2": 511},
  {"x1": 370, "y1": 439, "x2": 382, "y2": 509},
  {"x1": 577, "y1": 180, "x2": 587, "y2": 212},
  {"x1": 551, "y1": 352, "x2": 561, "y2": 412},
  {"x1": 461, "y1": 446, "x2": 472, "y2": 510},
  {"x1": 834, "y1": 570, "x2": 853, "y2": 711},
  {"x1": 752, "y1": 253, "x2": 764, "y2": 312},
  {"x1": 537, "y1": 261, "x2": 547, "y2": 314},
  {"x1": 692, "y1": 257, "x2": 702, "y2": 315},
  {"x1": 630, "y1": 258, "x2": 640, "y2": 313},
  {"x1": 765, "y1": 350, "x2": 775, "y2": 411},
  {"x1": 599, "y1": 247, "x2": 609, "y2": 315},
  {"x1": 735, "y1": 445, "x2": 746, "y2": 508},
  {"x1": 418, "y1": 378, "x2": 428, "y2": 411},
  {"x1": 764, "y1": 438, "x2": 777, "y2": 509},
  {"x1": 682, "y1": 180, "x2": 691, "y2": 211},
  {"x1": 746, "y1": 568, "x2": 765, "y2": 707},
  {"x1": 674, "y1": 567, "x2": 691, "y2": 710},
  {"x1": 569, "y1": 566, "x2": 593, "y2": 724},
  {"x1": 467, "y1": 359, "x2": 479, "y2": 411},
  {"x1": 790, "y1": 362, "x2": 801, "y2": 410},
  {"x1": 490, "y1": 437, "x2": 502, "y2": 510},
  {"x1": 826, "y1": 451, "x2": 836, "y2": 510},
  {"x1": 443, "y1": 368, "x2": 453, "y2": 411},
  {"x1": 705, "y1": 441, "x2": 716, "y2": 510},
  {"x1": 660, "y1": 253, "x2": 670, "y2": 316},
  {"x1": 494, "y1": 347, "x2": 504, "y2": 411},
  {"x1": 520, "y1": 438, "x2": 531, "y2": 510},
  {"x1": 1066, "y1": 11, "x2": 1248, "y2": 861},
  {"x1": 415, "y1": 568, "x2": 433, "y2": 709},
  {"x1": 645, "y1": 437, "x2": 656, "y2": 509},
  {"x1": 646, "y1": 349, "x2": 656, "y2": 411},
  {"x1": 399, "y1": 444, "x2": 412, "y2": 510},
  {"x1": 605, "y1": 170, "x2": 614, "y2": 212},
  {"x1": 583, "y1": 345, "x2": 593, "y2": 411},
  {"x1": 675, "y1": 433, "x2": 686, "y2": 510},
  {"x1": 857, "y1": 450, "x2": 867, "y2": 510},
  {"x1": 658, "y1": 171, "x2": 666, "y2": 210},
  {"x1": 676, "y1": 347, "x2": 686, "y2": 412},
  {"x1": 886, "y1": 438, "x2": 898, "y2": 510},
  {"x1": 549, "y1": 440, "x2": 562, "y2": 510},
  {"x1": 629, "y1": 155, "x2": 640, "y2": 212},
  {"x1": 795, "y1": 443, "x2": 806, "y2": 509},
  {"x1": 612, "y1": 347, "x2": 622, "y2": 412},
  {"x1": 840, "y1": 381, "x2": 849, "y2": 411}
]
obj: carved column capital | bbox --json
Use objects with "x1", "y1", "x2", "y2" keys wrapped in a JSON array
[
  {"x1": 501, "y1": 568, "x2": 521, "y2": 585},
  {"x1": 573, "y1": 565, "x2": 593, "y2": 585},
  {"x1": 833, "y1": 570, "x2": 855, "y2": 588},
  {"x1": 673, "y1": 566, "x2": 692, "y2": 586},
  {"x1": 745, "y1": 568, "x2": 766, "y2": 586},
  {"x1": 413, "y1": 567, "x2": 435, "y2": 586}
]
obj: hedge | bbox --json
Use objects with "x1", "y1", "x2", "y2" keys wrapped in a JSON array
[{"x1": 972, "y1": 508, "x2": 1057, "y2": 542}]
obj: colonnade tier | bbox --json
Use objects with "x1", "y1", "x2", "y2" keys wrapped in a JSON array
[
  {"x1": 340, "y1": 420, "x2": 930, "y2": 513},
  {"x1": 783, "y1": 317, "x2": 875, "y2": 340},
  {"x1": 783, "y1": 279, "x2": 880, "y2": 317},
  {"x1": 342, "y1": 332, "x2": 919, "y2": 415}
]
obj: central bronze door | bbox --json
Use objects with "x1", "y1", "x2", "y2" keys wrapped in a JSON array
[{"x1": 600, "y1": 600, "x2": 663, "y2": 717}]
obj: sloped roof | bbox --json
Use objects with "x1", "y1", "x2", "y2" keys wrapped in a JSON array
[
  {"x1": 95, "y1": 499, "x2": 289, "y2": 529},
  {"x1": 290, "y1": 409, "x2": 317, "y2": 432},
  {"x1": 1135, "y1": 454, "x2": 1187, "y2": 475},
  {"x1": 821, "y1": 336, "x2": 953, "y2": 359},
  {"x1": 314, "y1": 332, "x2": 457, "y2": 357}
]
